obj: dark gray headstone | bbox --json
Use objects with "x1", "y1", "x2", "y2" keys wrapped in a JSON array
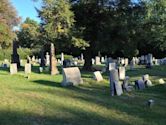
[
  {"x1": 135, "y1": 80, "x2": 145, "y2": 90},
  {"x1": 11, "y1": 41, "x2": 20, "y2": 68}
]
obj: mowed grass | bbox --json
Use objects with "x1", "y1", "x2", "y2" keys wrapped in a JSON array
[{"x1": 0, "y1": 64, "x2": 166, "y2": 125}]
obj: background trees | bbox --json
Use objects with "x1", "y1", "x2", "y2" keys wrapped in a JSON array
[{"x1": 0, "y1": 0, "x2": 20, "y2": 48}]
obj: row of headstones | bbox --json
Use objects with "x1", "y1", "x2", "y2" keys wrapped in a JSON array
[
  {"x1": 61, "y1": 66, "x2": 157, "y2": 96},
  {"x1": 10, "y1": 63, "x2": 31, "y2": 75}
]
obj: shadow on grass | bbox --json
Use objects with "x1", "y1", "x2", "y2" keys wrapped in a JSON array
[{"x1": 33, "y1": 80, "x2": 62, "y2": 87}]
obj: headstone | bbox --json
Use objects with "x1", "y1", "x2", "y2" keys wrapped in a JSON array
[
  {"x1": 61, "y1": 53, "x2": 64, "y2": 65},
  {"x1": 92, "y1": 58, "x2": 95, "y2": 65},
  {"x1": 50, "y1": 43, "x2": 59, "y2": 75},
  {"x1": 110, "y1": 69, "x2": 123, "y2": 96},
  {"x1": 39, "y1": 67, "x2": 43, "y2": 73},
  {"x1": 61, "y1": 67, "x2": 83, "y2": 86},
  {"x1": 81, "y1": 53, "x2": 84, "y2": 61},
  {"x1": 93, "y1": 71, "x2": 103, "y2": 82},
  {"x1": 109, "y1": 63, "x2": 116, "y2": 71},
  {"x1": 159, "y1": 79, "x2": 165, "y2": 84},
  {"x1": 142, "y1": 74, "x2": 149, "y2": 81},
  {"x1": 95, "y1": 56, "x2": 101, "y2": 65},
  {"x1": 11, "y1": 41, "x2": 20, "y2": 68},
  {"x1": 118, "y1": 67, "x2": 126, "y2": 80},
  {"x1": 146, "y1": 53, "x2": 153, "y2": 68},
  {"x1": 124, "y1": 58, "x2": 129, "y2": 66},
  {"x1": 10, "y1": 63, "x2": 17, "y2": 75},
  {"x1": 101, "y1": 57, "x2": 105, "y2": 63},
  {"x1": 130, "y1": 59, "x2": 135, "y2": 70},
  {"x1": 145, "y1": 79, "x2": 152, "y2": 87},
  {"x1": 24, "y1": 63, "x2": 31, "y2": 74},
  {"x1": 135, "y1": 79, "x2": 145, "y2": 90},
  {"x1": 45, "y1": 52, "x2": 50, "y2": 66},
  {"x1": 40, "y1": 49, "x2": 45, "y2": 67}
]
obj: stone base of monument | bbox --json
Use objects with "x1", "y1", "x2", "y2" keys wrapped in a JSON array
[{"x1": 61, "y1": 67, "x2": 83, "y2": 87}]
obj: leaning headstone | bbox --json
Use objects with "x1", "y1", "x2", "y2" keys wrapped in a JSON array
[
  {"x1": 93, "y1": 71, "x2": 103, "y2": 82},
  {"x1": 109, "y1": 63, "x2": 116, "y2": 71},
  {"x1": 11, "y1": 41, "x2": 20, "y2": 68},
  {"x1": 118, "y1": 67, "x2": 126, "y2": 80},
  {"x1": 61, "y1": 67, "x2": 83, "y2": 86},
  {"x1": 110, "y1": 69, "x2": 123, "y2": 96},
  {"x1": 95, "y1": 56, "x2": 101, "y2": 65},
  {"x1": 24, "y1": 63, "x2": 31, "y2": 74},
  {"x1": 50, "y1": 43, "x2": 59, "y2": 75},
  {"x1": 135, "y1": 79, "x2": 145, "y2": 90},
  {"x1": 10, "y1": 63, "x2": 17, "y2": 75}
]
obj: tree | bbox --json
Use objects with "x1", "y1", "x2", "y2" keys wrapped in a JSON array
[
  {"x1": 139, "y1": 0, "x2": 166, "y2": 57},
  {"x1": 17, "y1": 17, "x2": 40, "y2": 48},
  {"x1": 0, "y1": 0, "x2": 20, "y2": 48}
]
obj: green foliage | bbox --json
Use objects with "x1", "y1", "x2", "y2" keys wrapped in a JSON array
[
  {"x1": 0, "y1": 0, "x2": 20, "y2": 48},
  {"x1": 17, "y1": 18, "x2": 40, "y2": 49},
  {"x1": 0, "y1": 48, "x2": 32, "y2": 60}
]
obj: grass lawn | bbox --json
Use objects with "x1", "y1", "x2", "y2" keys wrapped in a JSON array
[{"x1": 0, "y1": 64, "x2": 166, "y2": 125}]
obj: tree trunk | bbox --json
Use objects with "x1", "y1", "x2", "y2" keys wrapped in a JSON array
[{"x1": 83, "y1": 48, "x2": 93, "y2": 71}]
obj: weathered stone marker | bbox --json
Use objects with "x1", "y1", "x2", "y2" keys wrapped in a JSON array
[
  {"x1": 45, "y1": 52, "x2": 50, "y2": 66},
  {"x1": 110, "y1": 69, "x2": 123, "y2": 96},
  {"x1": 95, "y1": 56, "x2": 101, "y2": 65},
  {"x1": 61, "y1": 67, "x2": 83, "y2": 86},
  {"x1": 109, "y1": 63, "x2": 116, "y2": 71},
  {"x1": 10, "y1": 63, "x2": 17, "y2": 75},
  {"x1": 50, "y1": 43, "x2": 59, "y2": 75},
  {"x1": 118, "y1": 67, "x2": 125, "y2": 80},
  {"x1": 25, "y1": 63, "x2": 31, "y2": 74},
  {"x1": 135, "y1": 79, "x2": 145, "y2": 90},
  {"x1": 11, "y1": 41, "x2": 20, "y2": 68},
  {"x1": 93, "y1": 71, "x2": 103, "y2": 82}
]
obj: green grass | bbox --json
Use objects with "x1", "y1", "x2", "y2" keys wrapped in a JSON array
[{"x1": 0, "y1": 64, "x2": 166, "y2": 125}]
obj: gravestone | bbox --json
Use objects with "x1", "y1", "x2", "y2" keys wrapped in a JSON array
[
  {"x1": 92, "y1": 58, "x2": 95, "y2": 65},
  {"x1": 95, "y1": 56, "x2": 101, "y2": 65},
  {"x1": 50, "y1": 43, "x2": 59, "y2": 75},
  {"x1": 25, "y1": 63, "x2": 31, "y2": 74},
  {"x1": 40, "y1": 49, "x2": 45, "y2": 67},
  {"x1": 130, "y1": 59, "x2": 135, "y2": 70},
  {"x1": 11, "y1": 41, "x2": 20, "y2": 68},
  {"x1": 81, "y1": 53, "x2": 84, "y2": 61},
  {"x1": 61, "y1": 52, "x2": 64, "y2": 65},
  {"x1": 146, "y1": 54, "x2": 153, "y2": 68},
  {"x1": 101, "y1": 57, "x2": 105, "y2": 63},
  {"x1": 110, "y1": 69, "x2": 123, "y2": 96},
  {"x1": 109, "y1": 63, "x2": 116, "y2": 71},
  {"x1": 10, "y1": 63, "x2": 17, "y2": 75},
  {"x1": 135, "y1": 79, "x2": 145, "y2": 90},
  {"x1": 124, "y1": 58, "x2": 129, "y2": 66},
  {"x1": 159, "y1": 79, "x2": 165, "y2": 84},
  {"x1": 118, "y1": 67, "x2": 126, "y2": 80},
  {"x1": 142, "y1": 74, "x2": 149, "y2": 81},
  {"x1": 61, "y1": 67, "x2": 83, "y2": 86},
  {"x1": 45, "y1": 52, "x2": 50, "y2": 66},
  {"x1": 93, "y1": 71, "x2": 103, "y2": 82}
]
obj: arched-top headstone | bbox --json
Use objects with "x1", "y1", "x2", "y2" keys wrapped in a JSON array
[{"x1": 61, "y1": 67, "x2": 83, "y2": 86}]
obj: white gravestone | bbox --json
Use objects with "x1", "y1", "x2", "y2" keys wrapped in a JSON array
[
  {"x1": 93, "y1": 71, "x2": 103, "y2": 82},
  {"x1": 109, "y1": 63, "x2": 116, "y2": 71},
  {"x1": 118, "y1": 67, "x2": 126, "y2": 80},
  {"x1": 10, "y1": 63, "x2": 17, "y2": 75},
  {"x1": 95, "y1": 56, "x2": 101, "y2": 65},
  {"x1": 61, "y1": 53, "x2": 64, "y2": 65},
  {"x1": 61, "y1": 67, "x2": 83, "y2": 86},
  {"x1": 25, "y1": 63, "x2": 31, "y2": 74}
]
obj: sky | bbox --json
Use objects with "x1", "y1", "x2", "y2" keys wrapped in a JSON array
[{"x1": 11, "y1": 0, "x2": 42, "y2": 23}]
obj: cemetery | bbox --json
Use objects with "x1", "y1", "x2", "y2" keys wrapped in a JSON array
[{"x1": 0, "y1": 0, "x2": 166, "y2": 125}]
